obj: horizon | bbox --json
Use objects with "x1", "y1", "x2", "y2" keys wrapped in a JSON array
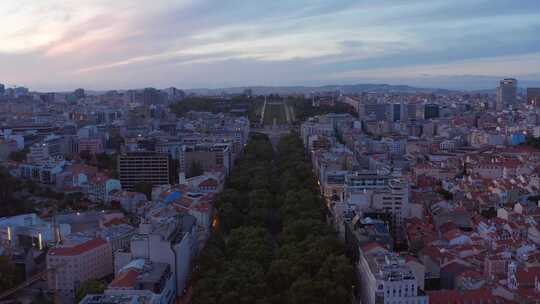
[
  {"x1": 2, "y1": 1, "x2": 540, "y2": 91},
  {"x1": 2, "y1": 79, "x2": 539, "y2": 94}
]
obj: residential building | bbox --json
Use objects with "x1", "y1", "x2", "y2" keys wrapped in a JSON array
[
  {"x1": 358, "y1": 249, "x2": 428, "y2": 304},
  {"x1": 179, "y1": 143, "x2": 232, "y2": 176},
  {"x1": 0, "y1": 213, "x2": 71, "y2": 249},
  {"x1": 105, "y1": 259, "x2": 175, "y2": 304},
  {"x1": 117, "y1": 152, "x2": 170, "y2": 191},
  {"x1": 78, "y1": 138, "x2": 104, "y2": 155},
  {"x1": 47, "y1": 238, "x2": 113, "y2": 301},
  {"x1": 114, "y1": 215, "x2": 196, "y2": 300}
]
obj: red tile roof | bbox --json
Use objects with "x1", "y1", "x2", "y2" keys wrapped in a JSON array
[
  {"x1": 199, "y1": 178, "x2": 218, "y2": 188},
  {"x1": 102, "y1": 217, "x2": 126, "y2": 227},
  {"x1": 48, "y1": 238, "x2": 107, "y2": 256},
  {"x1": 516, "y1": 266, "x2": 540, "y2": 287},
  {"x1": 361, "y1": 242, "x2": 387, "y2": 253},
  {"x1": 109, "y1": 269, "x2": 139, "y2": 289}
]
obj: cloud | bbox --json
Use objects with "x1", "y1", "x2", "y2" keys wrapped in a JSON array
[{"x1": 1, "y1": 0, "x2": 539, "y2": 90}]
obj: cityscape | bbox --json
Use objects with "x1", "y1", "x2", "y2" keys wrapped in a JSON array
[{"x1": 1, "y1": 1, "x2": 540, "y2": 304}]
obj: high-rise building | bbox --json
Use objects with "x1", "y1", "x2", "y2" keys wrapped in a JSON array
[
  {"x1": 362, "y1": 103, "x2": 387, "y2": 121},
  {"x1": 118, "y1": 152, "x2": 170, "y2": 190},
  {"x1": 142, "y1": 87, "x2": 163, "y2": 105},
  {"x1": 0, "y1": 83, "x2": 5, "y2": 95},
  {"x1": 392, "y1": 103, "x2": 402, "y2": 122},
  {"x1": 424, "y1": 103, "x2": 440, "y2": 120},
  {"x1": 527, "y1": 87, "x2": 540, "y2": 106},
  {"x1": 406, "y1": 102, "x2": 422, "y2": 121},
  {"x1": 496, "y1": 78, "x2": 517, "y2": 111}
]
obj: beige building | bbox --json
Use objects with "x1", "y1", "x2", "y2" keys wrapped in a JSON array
[{"x1": 47, "y1": 238, "x2": 113, "y2": 300}]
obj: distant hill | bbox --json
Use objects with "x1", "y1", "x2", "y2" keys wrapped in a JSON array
[{"x1": 184, "y1": 83, "x2": 455, "y2": 96}]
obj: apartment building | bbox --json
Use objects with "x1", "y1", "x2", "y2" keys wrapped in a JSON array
[
  {"x1": 344, "y1": 172, "x2": 410, "y2": 235},
  {"x1": 179, "y1": 143, "x2": 232, "y2": 176},
  {"x1": 117, "y1": 152, "x2": 170, "y2": 190},
  {"x1": 113, "y1": 215, "x2": 197, "y2": 300},
  {"x1": 47, "y1": 238, "x2": 113, "y2": 300},
  {"x1": 106, "y1": 259, "x2": 175, "y2": 304},
  {"x1": 358, "y1": 249, "x2": 428, "y2": 304},
  {"x1": 78, "y1": 138, "x2": 104, "y2": 155}
]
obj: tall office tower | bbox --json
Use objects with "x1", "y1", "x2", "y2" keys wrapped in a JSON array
[
  {"x1": 406, "y1": 102, "x2": 421, "y2": 121},
  {"x1": 118, "y1": 152, "x2": 170, "y2": 190},
  {"x1": 392, "y1": 103, "x2": 402, "y2": 122},
  {"x1": 143, "y1": 87, "x2": 162, "y2": 105},
  {"x1": 424, "y1": 103, "x2": 440, "y2": 120},
  {"x1": 362, "y1": 103, "x2": 388, "y2": 121},
  {"x1": 496, "y1": 78, "x2": 517, "y2": 111},
  {"x1": 527, "y1": 88, "x2": 540, "y2": 106}
]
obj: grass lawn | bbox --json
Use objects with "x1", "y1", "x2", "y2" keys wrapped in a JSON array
[{"x1": 263, "y1": 102, "x2": 287, "y2": 125}]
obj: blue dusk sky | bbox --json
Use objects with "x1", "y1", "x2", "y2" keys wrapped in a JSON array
[{"x1": 1, "y1": 0, "x2": 539, "y2": 91}]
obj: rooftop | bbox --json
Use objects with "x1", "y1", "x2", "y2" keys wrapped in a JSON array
[
  {"x1": 48, "y1": 238, "x2": 107, "y2": 256},
  {"x1": 367, "y1": 251, "x2": 416, "y2": 282},
  {"x1": 80, "y1": 294, "x2": 157, "y2": 304}
]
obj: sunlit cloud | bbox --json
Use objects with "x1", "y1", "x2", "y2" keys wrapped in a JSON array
[{"x1": 1, "y1": 0, "x2": 539, "y2": 90}]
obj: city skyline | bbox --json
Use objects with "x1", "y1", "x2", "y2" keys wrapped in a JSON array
[{"x1": 1, "y1": 0, "x2": 540, "y2": 91}]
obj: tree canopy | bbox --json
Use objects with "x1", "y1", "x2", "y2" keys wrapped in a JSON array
[
  {"x1": 287, "y1": 97, "x2": 357, "y2": 122},
  {"x1": 192, "y1": 133, "x2": 352, "y2": 304},
  {"x1": 75, "y1": 280, "x2": 106, "y2": 303},
  {"x1": 0, "y1": 256, "x2": 24, "y2": 293}
]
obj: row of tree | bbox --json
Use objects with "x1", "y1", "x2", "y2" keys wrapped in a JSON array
[
  {"x1": 287, "y1": 97, "x2": 357, "y2": 122},
  {"x1": 192, "y1": 133, "x2": 352, "y2": 304},
  {"x1": 170, "y1": 96, "x2": 262, "y2": 122}
]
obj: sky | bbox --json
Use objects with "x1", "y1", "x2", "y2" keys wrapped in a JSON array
[{"x1": 1, "y1": 0, "x2": 540, "y2": 91}]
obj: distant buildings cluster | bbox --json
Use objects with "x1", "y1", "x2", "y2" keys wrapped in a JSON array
[
  {"x1": 0, "y1": 83, "x2": 250, "y2": 303},
  {"x1": 303, "y1": 78, "x2": 540, "y2": 303},
  {"x1": 1, "y1": 77, "x2": 540, "y2": 303}
]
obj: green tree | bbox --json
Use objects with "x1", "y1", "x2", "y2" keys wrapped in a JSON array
[
  {"x1": 192, "y1": 133, "x2": 353, "y2": 304},
  {"x1": 75, "y1": 280, "x2": 105, "y2": 303},
  {"x1": 31, "y1": 290, "x2": 53, "y2": 304},
  {"x1": 0, "y1": 256, "x2": 22, "y2": 292}
]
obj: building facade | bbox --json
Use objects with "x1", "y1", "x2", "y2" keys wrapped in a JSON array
[
  {"x1": 47, "y1": 238, "x2": 113, "y2": 300},
  {"x1": 118, "y1": 152, "x2": 170, "y2": 190},
  {"x1": 496, "y1": 78, "x2": 517, "y2": 110}
]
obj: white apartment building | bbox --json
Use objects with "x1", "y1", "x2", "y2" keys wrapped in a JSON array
[
  {"x1": 344, "y1": 172, "x2": 410, "y2": 233},
  {"x1": 114, "y1": 215, "x2": 196, "y2": 300},
  {"x1": 358, "y1": 250, "x2": 428, "y2": 304},
  {"x1": 106, "y1": 259, "x2": 176, "y2": 304},
  {"x1": 29, "y1": 142, "x2": 51, "y2": 163}
]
